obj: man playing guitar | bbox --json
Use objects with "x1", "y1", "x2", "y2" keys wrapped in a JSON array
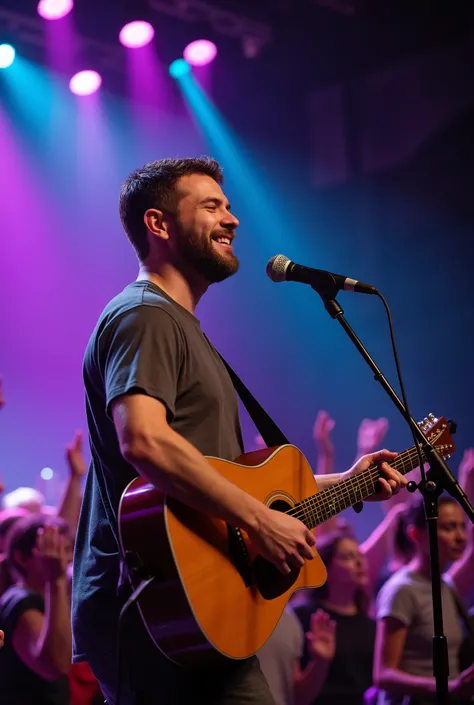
[{"x1": 71, "y1": 157, "x2": 405, "y2": 705}]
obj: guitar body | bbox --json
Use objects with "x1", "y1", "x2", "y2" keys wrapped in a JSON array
[{"x1": 118, "y1": 445, "x2": 328, "y2": 666}]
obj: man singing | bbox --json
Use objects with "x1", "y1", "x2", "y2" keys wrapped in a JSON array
[{"x1": 72, "y1": 157, "x2": 405, "y2": 704}]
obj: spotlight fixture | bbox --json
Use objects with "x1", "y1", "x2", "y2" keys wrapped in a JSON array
[
  {"x1": 0, "y1": 43, "x2": 15, "y2": 68},
  {"x1": 119, "y1": 20, "x2": 155, "y2": 49},
  {"x1": 183, "y1": 39, "x2": 217, "y2": 67},
  {"x1": 118, "y1": 0, "x2": 155, "y2": 49},
  {"x1": 169, "y1": 58, "x2": 191, "y2": 78},
  {"x1": 69, "y1": 69, "x2": 102, "y2": 96},
  {"x1": 37, "y1": 0, "x2": 74, "y2": 21}
]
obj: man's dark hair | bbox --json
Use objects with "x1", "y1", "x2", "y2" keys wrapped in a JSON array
[{"x1": 119, "y1": 156, "x2": 224, "y2": 261}]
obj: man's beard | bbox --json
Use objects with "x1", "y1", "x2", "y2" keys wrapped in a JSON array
[{"x1": 176, "y1": 227, "x2": 240, "y2": 283}]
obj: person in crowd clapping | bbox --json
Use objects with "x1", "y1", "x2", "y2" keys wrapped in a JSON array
[
  {"x1": 294, "y1": 530, "x2": 377, "y2": 705},
  {"x1": 258, "y1": 605, "x2": 336, "y2": 705},
  {"x1": 0, "y1": 514, "x2": 72, "y2": 705}
]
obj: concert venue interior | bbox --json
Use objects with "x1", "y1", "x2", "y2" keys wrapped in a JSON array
[
  {"x1": 1, "y1": 2, "x2": 474, "y2": 705},
  {"x1": 1, "y1": 0, "x2": 472, "y2": 532}
]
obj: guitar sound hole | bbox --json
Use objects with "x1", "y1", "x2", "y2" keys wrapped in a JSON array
[
  {"x1": 253, "y1": 497, "x2": 300, "y2": 600},
  {"x1": 269, "y1": 499, "x2": 293, "y2": 513}
]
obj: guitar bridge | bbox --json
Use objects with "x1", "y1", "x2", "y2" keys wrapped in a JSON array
[{"x1": 227, "y1": 525, "x2": 254, "y2": 588}]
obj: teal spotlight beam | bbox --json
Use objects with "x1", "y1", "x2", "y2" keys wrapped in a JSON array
[{"x1": 171, "y1": 68, "x2": 295, "y2": 258}]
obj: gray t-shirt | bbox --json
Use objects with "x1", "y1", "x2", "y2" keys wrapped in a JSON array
[
  {"x1": 258, "y1": 607, "x2": 304, "y2": 705},
  {"x1": 376, "y1": 566, "x2": 464, "y2": 704},
  {"x1": 72, "y1": 280, "x2": 244, "y2": 662}
]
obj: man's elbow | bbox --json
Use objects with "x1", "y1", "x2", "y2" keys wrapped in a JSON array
[{"x1": 120, "y1": 430, "x2": 167, "y2": 467}]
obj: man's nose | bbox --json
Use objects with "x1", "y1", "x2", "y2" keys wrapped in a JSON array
[{"x1": 222, "y1": 212, "x2": 239, "y2": 229}]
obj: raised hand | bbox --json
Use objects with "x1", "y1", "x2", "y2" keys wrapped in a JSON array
[
  {"x1": 357, "y1": 418, "x2": 389, "y2": 456},
  {"x1": 306, "y1": 608, "x2": 336, "y2": 662},
  {"x1": 458, "y1": 448, "x2": 474, "y2": 496},
  {"x1": 0, "y1": 629, "x2": 4, "y2": 648},
  {"x1": 35, "y1": 525, "x2": 69, "y2": 584},
  {"x1": 66, "y1": 430, "x2": 87, "y2": 479},
  {"x1": 313, "y1": 411, "x2": 335, "y2": 456}
]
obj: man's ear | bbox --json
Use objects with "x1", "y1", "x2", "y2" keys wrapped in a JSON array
[{"x1": 144, "y1": 208, "x2": 169, "y2": 241}]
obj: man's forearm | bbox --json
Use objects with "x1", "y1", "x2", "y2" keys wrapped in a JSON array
[{"x1": 124, "y1": 427, "x2": 268, "y2": 533}]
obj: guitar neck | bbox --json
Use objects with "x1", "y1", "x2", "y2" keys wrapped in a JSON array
[{"x1": 293, "y1": 445, "x2": 422, "y2": 529}]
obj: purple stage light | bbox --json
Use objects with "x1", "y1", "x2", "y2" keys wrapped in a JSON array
[
  {"x1": 37, "y1": 0, "x2": 74, "y2": 20},
  {"x1": 183, "y1": 39, "x2": 217, "y2": 67},
  {"x1": 119, "y1": 21, "x2": 155, "y2": 49},
  {"x1": 69, "y1": 70, "x2": 102, "y2": 96}
]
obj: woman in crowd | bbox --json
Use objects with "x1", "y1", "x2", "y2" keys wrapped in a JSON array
[
  {"x1": 294, "y1": 530, "x2": 376, "y2": 705},
  {"x1": 0, "y1": 513, "x2": 72, "y2": 705},
  {"x1": 258, "y1": 603, "x2": 336, "y2": 705},
  {"x1": 0, "y1": 507, "x2": 29, "y2": 597},
  {"x1": 374, "y1": 493, "x2": 474, "y2": 705}
]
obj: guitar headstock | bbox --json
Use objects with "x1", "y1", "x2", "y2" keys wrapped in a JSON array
[{"x1": 417, "y1": 413, "x2": 456, "y2": 460}]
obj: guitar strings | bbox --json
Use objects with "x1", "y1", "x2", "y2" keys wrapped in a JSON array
[
  {"x1": 287, "y1": 446, "x2": 421, "y2": 525},
  {"x1": 285, "y1": 445, "x2": 427, "y2": 526}
]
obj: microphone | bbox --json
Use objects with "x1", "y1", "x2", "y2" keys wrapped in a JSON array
[{"x1": 266, "y1": 254, "x2": 378, "y2": 296}]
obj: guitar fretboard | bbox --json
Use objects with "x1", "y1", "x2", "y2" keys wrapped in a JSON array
[{"x1": 287, "y1": 445, "x2": 422, "y2": 529}]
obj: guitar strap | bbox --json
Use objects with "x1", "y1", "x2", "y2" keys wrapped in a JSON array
[
  {"x1": 216, "y1": 351, "x2": 290, "y2": 447},
  {"x1": 217, "y1": 349, "x2": 364, "y2": 514}
]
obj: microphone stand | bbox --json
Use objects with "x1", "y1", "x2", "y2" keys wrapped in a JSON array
[{"x1": 313, "y1": 279, "x2": 474, "y2": 705}]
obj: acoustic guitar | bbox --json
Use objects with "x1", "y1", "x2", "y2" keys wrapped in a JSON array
[{"x1": 118, "y1": 413, "x2": 455, "y2": 666}]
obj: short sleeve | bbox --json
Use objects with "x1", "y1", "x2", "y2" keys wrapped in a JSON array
[
  {"x1": 103, "y1": 305, "x2": 184, "y2": 420},
  {"x1": 0, "y1": 587, "x2": 44, "y2": 634},
  {"x1": 376, "y1": 579, "x2": 417, "y2": 627}
]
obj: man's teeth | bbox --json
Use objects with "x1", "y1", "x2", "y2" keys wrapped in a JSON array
[{"x1": 215, "y1": 237, "x2": 231, "y2": 245}]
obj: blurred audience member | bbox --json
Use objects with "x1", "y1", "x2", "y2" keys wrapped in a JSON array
[
  {"x1": 0, "y1": 508, "x2": 29, "y2": 596},
  {"x1": 312, "y1": 411, "x2": 336, "y2": 477},
  {"x1": 374, "y1": 507, "x2": 415, "y2": 592},
  {"x1": 0, "y1": 429, "x2": 87, "y2": 537},
  {"x1": 0, "y1": 508, "x2": 29, "y2": 555},
  {"x1": 1, "y1": 487, "x2": 46, "y2": 514},
  {"x1": 295, "y1": 531, "x2": 376, "y2": 705},
  {"x1": 57, "y1": 430, "x2": 87, "y2": 537},
  {"x1": 374, "y1": 493, "x2": 474, "y2": 705},
  {"x1": 258, "y1": 606, "x2": 336, "y2": 705},
  {"x1": 0, "y1": 514, "x2": 72, "y2": 704},
  {"x1": 313, "y1": 413, "x2": 389, "y2": 537},
  {"x1": 445, "y1": 449, "x2": 474, "y2": 604}
]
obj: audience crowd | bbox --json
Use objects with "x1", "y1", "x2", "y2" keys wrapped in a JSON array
[{"x1": 0, "y1": 376, "x2": 473, "y2": 705}]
